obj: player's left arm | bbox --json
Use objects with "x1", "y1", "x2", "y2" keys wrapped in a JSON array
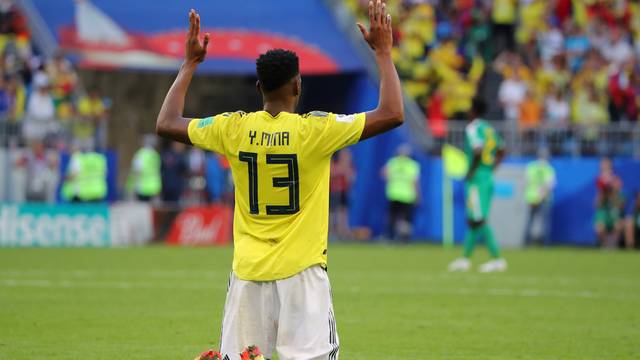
[
  {"x1": 493, "y1": 147, "x2": 506, "y2": 172},
  {"x1": 156, "y1": 9, "x2": 210, "y2": 144},
  {"x1": 493, "y1": 130, "x2": 506, "y2": 172},
  {"x1": 465, "y1": 150, "x2": 481, "y2": 182}
]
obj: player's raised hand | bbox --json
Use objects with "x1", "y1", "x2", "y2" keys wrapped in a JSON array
[
  {"x1": 357, "y1": 0, "x2": 393, "y2": 54},
  {"x1": 185, "y1": 9, "x2": 210, "y2": 65}
]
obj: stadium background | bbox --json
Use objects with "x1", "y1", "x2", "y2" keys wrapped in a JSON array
[
  {"x1": 3, "y1": 0, "x2": 640, "y2": 245},
  {"x1": 1, "y1": 0, "x2": 639, "y2": 359}
]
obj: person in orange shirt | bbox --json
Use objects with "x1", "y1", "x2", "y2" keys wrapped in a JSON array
[
  {"x1": 519, "y1": 90, "x2": 543, "y2": 154},
  {"x1": 519, "y1": 90, "x2": 543, "y2": 131}
]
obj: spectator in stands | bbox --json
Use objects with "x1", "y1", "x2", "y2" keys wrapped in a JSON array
[
  {"x1": 630, "y1": 70, "x2": 640, "y2": 122},
  {"x1": 426, "y1": 88, "x2": 446, "y2": 148},
  {"x1": 383, "y1": 144, "x2": 420, "y2": 242},
  {"x1": 523, "y1": 148, "x2": 556, "y2": 246},
  {"x1": 330, "y1": 149, "x2": 355, "y2": 239},
  {"x1": 76, "y1": 88, "x2": 108, "y2": 149},
  {"x1": 595, "y1": 157, "x2": 624, "y2": 248},
  {"x1": 539, "y1": 22, "x2": 564, "y2": 65},
  {"x1": 575, "y1": 83, "x2": 608, "y2": 154},
  {"x1": 47, "y1": 53, "x2": 77, "y2": 121},
  {"x1": 464, "y1": 8, "x2": 491, "y2": 61},
  {"x1": 515, "y1": 0, "x2": 546, "y2": 52},
  {"x1": 161, "y1": 141, "x2": 188, "y2": 204},
  {"x1": 493, "y1": 51, "x2": 532, "y2": 82},
  {"x1": 625, "y1": 192, "x2": 640, "y2": 249},
  {"x1": 184, "y1": 148, "x2": 207, "y2": 204},
  {"x1": 205, "y1": 153, "x2": 231, "y2": 204},
  {"x1": 491, "y1": 0, "x2": 517, "y2": 54},
  {"x1": 546, "y1": 54, "x2": 571, "y2": 92},
  {"x1": 545, "y1": 87, "x2": 570, "y2": 128},
  {"x1": 23, "y1": 139, "x2": 59, "y2": 203},
  {"x1": 519, "y1": 89, "x2": 543, "y2": 153},
  {"x1": 498, "y1": 70, "x2": 527, "y2": 122},
  {"x1": 519, "y1": 89, "x2": 542, "y2": 131},
  {"x1": 24, "y1": 75, "x2": 56, "y2": 141},
  {"x1": 601, "y1": 26, "x2": 634, "y2": 71},
  {"x1": 608, "y1": 59, "x2": 637, "y2": 122},
  {"x1": 3, "y1": 76, "x2": 26, "y2": 137},
  {"x1": 565, "y1": 22, "x2": 591, "y2": 73},
  {"x1": 544, "y1": 87, "x2": 571, "y2": 154},
  {"x1": 131, "y1": 135, "x2": 161, "y2": 202}
]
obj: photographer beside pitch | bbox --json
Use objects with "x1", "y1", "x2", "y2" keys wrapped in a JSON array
[{"x1": 156, "y1": 1, "x2": 403, "y2": 359}]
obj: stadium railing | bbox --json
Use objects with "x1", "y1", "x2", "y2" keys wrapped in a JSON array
[{"x1": 440, "y1": 121, "x2": 640, "y2": 158}]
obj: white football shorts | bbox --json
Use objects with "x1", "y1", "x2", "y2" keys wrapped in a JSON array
[{"x1": 219, "y1": 265, "x2": 339, "y2": 360}]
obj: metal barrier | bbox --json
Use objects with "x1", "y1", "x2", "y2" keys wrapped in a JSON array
[
  {"x1": 0, "y1": 115, "x2": 108, "y2": 149},
  {"x1": 439, "y1": 120, "x2": 640, "y2": 158}
]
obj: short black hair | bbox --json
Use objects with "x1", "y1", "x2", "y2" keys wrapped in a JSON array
[
  {"x1": 256, "y1": 49, "x2": 299, "y2": 92},
  {"x1": 471, "y1": 97, "x2": 487, "y2": 117}
]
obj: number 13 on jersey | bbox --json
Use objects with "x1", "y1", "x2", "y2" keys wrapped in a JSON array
[{"x1": 238, "y1": 151, "x2": 300, "y2": 215}]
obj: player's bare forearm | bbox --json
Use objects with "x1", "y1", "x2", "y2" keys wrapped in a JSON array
[
  {"x1": 156, "y1": 62, "x2": 197, "y2": 144},
  {"x1": 357, "y1": 0, "x2": 404, "y2": 141},
  {"x1": 361, "y1": 52, "x2": 404, "y2": 140},
  {"x1": 465, "y1": 152, "x2": 482, "y2": 181},
  {"x1": 493, "y1": 148, "x2": 506, "y2": 172},
  {"x1": 156, "y1": 9, "x2": 210, "y2": 144}
]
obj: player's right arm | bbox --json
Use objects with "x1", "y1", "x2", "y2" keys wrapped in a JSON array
[
  {"x1": 357, "y1": 0, "x2": 404, "y2": 140},
  {"x1": 156, "y1": 9, "x2": 210, "y2": 144}
]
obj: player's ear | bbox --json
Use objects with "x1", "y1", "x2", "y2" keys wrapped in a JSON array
[
  {"x1": 292, "y1": 75, "x2": 301, "y2": 97},
  {"x1": 256, "y1": 80, "x2": 262, "y2": 95}
]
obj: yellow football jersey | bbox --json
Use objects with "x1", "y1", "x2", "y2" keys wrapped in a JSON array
[{"x1": 188, "y1": 110, "x2": 365, "y2": 281}]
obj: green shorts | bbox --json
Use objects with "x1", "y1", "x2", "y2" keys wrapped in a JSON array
[
  {"x1": 595, "y1": 207, "x2": 620, "y2": 231},
  {"x1": 465, "y1": 177, "x2": 494, "y2": 222}
]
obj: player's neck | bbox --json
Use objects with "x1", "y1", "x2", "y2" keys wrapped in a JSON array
[{"x1": 263, "y1": 99, "x2": 296, "y2": 117}]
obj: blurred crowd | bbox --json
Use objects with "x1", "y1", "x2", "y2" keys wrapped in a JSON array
[
  {"x1": 1, "y1": 0, "x2": 113, "y2": 205},
  {"x1": 347, "y1": 0, "x2": 640, "y2": 154},
  {"x1": 149, "y1": 139, "x2": 234, "y2": 207},
  {"x1": 0, "y1": 0, "x2": 110, "y2": 150}
]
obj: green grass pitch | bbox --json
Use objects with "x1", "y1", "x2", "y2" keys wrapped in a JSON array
[{"x1": 1, "y1": 245, "x2": 639, "y2": 359}]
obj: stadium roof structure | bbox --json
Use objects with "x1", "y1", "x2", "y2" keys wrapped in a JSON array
[{"x1": 28, "y1": 0, "x2": 366, "y2": 74}]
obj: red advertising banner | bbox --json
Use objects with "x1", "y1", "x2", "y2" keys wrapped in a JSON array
[{"x1": 166, "y1": 205, "x2": 233, "y2": 246}]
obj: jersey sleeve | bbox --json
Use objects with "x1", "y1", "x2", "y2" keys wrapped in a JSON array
[
  {"x1": 309, "y1": 112, "x2": 366, "y2": 155},
  {"x1": 465, "y1": 123, "x2": 483, "y2": 150},
  {"x1": 187, "y1": 113, "x2": 236, "y2": 154}
]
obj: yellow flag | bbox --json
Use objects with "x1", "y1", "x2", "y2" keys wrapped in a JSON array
[{"x1": 442, "y1": 143, "x2": 467, "y2": 179}]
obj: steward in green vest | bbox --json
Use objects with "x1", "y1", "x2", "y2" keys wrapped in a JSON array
[
  {"x1": 524, "y1": 148, "x2": 556, "y2": 246},
  {"x1": 525, "y1": 159, "x2": 556, "y2": 206},
  {"x1": 61, "y1": 150, "x2": 82, "y2": 202},
  {"x1": 132, "y1": 141, "x2": 161, "y2": 201},
  {"x1": 383, "y1": 145, "x2": 420, "y2": 241},
  {"x1": 77, "y1": 151, "x2": 108, "y2": 202}
]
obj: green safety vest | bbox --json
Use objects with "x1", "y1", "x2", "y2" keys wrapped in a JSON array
[
  {"x1": 77, "y1": 152, "x2": 108, "y2": 201},
  {"x1": 525, "y1": 160, "x2": 555, "y2": 205},
  {"x1": 61, "y1": 152, "x2": 81, "y2": 201},
  {"x1": 385, "y1": 156, "x2": 420, "y2": 204},
  {"x1": 134, "y1": 148, "x2": 161, "y2": 196}
]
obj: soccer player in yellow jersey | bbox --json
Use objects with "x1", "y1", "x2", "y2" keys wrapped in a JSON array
[{"x1": 156, "y1": 2, "x2": 403, "y2": 359}]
